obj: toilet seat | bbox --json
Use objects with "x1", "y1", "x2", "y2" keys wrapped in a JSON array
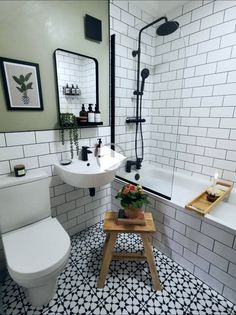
[{"x1": 2, "y1": 217, "x2": 71, "y2": 283}]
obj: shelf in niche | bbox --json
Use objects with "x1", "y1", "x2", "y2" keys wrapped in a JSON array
[
  {"x1": 63, "y1": 93, "x2": 80, "y2": 96},
  {"x1": 62, "y1": 84, "x2": 81, "y2": 96}
]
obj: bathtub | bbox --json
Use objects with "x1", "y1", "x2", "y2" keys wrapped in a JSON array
[
  {"x1": 116, "y1": 163, "x2": 175, "y2": 199},
  {"x1": 116, "y1": 162, "x2": 236, "y2": 231}
]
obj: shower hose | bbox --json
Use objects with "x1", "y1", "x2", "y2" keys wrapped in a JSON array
[{"x1": 135, "y1": 93, "x2": 144, "y2": 166}]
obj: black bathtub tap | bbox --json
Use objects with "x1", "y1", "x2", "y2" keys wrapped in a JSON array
[
  {"x1": 126, "y1": 160, "x2": 134, "y2": 173},
  {"x1": 125, "y1": 158, "x2": 142, "y2": 173}
]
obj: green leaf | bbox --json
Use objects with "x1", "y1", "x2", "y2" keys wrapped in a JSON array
[
  {"x1": 16, "y1": 87, "x2": 23, "y2": 93},
  {"x1": 19, "y1": 75, "x2": 24, "y2": 83},
  {"x1": 12, "y1": 75, "x2": 21, "y2": 85},
  {"x1": 26, "y1": 82, "x2": 33, "y2": 90},
  {"x1": 21, "y1": 83, "x2": 26, "y2": 91},
  {"x1": 24, "y1": 72, "x2": 32, "y2": 81}
]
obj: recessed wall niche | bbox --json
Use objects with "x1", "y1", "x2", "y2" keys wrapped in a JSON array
[{"x1": 55, "y1": 49, "x2": 98, "y2": 117}]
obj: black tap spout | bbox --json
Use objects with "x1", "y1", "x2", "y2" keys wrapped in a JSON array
[
  {"x1": 81, "y1": 146, "x2": 92, "y2": 161},
  {"x1": 125, "y1": 159, "x2": 142, "y2": 173}
]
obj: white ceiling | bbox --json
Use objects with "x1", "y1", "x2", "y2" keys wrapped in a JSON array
[{"x1": 131, "y1": 0, "x2": 189, "y2": 17}]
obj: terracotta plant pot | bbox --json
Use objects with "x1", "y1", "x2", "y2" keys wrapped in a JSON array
[{"x1": 124, "y1": 205, "x2": 144, "y2": 219}]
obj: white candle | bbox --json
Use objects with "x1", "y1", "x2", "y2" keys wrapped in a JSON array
[
  {"x1": 212, "y1": 172, "x2": 219, "y2": 194},
  {"x1": 213, "y1": 172, "x2": 218, "y2": 185}
]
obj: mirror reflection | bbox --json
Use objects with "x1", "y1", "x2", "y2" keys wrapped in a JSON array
[{"x1": 54, "y1": 49, "x2": 99, "y2": 123}]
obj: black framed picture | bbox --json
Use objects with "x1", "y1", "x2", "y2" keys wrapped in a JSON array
[{"x1": 0, "y1": 57, "x2": 43, "y2": 110}]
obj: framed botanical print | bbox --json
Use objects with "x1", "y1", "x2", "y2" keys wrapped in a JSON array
[{"x1": 0, "y1": 57, "x2": 43, "y2": 110}]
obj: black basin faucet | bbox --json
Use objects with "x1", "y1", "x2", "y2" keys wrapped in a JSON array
[{"x1": 81, "y1": 146, "x2": 92, "y2": 161}]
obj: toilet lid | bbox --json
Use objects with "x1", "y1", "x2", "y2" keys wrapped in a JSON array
[{"x1": 2, "y1": 217, "x2": 71, "y2": 281}]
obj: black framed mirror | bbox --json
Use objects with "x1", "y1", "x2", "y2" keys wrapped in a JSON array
[{"x1": 54, "y1": 48, "x2": 101, "y2": 126}]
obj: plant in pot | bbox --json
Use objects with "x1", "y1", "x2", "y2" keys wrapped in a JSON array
[
  {"x1": 115, "y1": 184, "x2": 150, "y2": 219},
  {"x1": 60, "y1": 113, "x2": 79, "y2": 159}
]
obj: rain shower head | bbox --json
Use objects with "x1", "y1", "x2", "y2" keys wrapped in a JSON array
[{"x1": 156, "y1": 20, "x2": 179, "y2": 36}]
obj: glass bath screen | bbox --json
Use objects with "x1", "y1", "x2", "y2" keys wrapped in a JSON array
[{"x1": 114, "y1": 16, "x2": 186, "y2": 200}]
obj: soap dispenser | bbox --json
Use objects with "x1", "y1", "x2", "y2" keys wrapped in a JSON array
[
  {"x1": 64, "y1": 83, "x2": 71, "y2": 95},
  {"x1": 79, "y1": 104, "x2": 88, "y2": 123},
  {"x1": 75, "y1": 84, "x2": 81, "y2": 95},
  {"x1": 95, "y1": 138, "x2": 102, "y2": 157},
  {"x1": 94, "y1": 104, "x2": 101, "y2": 123},
  {"x1": 88, "y1": 104, "x2": 95, "y2": 123},
  {"x1": 71, "y1": 84, "x2": 76, "y2": 95}
]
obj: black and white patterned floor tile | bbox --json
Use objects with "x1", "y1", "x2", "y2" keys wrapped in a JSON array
[
  {"x1": 62, "y1": 282, "x2": 103, "y2": 314},
  {"x1": 187, "y1": 290, "x2": 232, "y2": 315},
  {"x1": 1, "y1": 222, "x2": 235, "y2": 315},
  {"x1": 186, "y1": 283, "x2": 235, "y2": 315},
  {"x1": 1, "y1": 275, "x2": 25, "y2": 315},
  {"x1": 115, "y1": 232, "x2": 144, "y2": 253},
  {"x1": 142, "y1": 289, "x2": 187, "y2": 315},
  {"x1": 163, "y1": 269, "x2": 202, "y2": 308},
  {"x1": 101, "y1": 287, "x2": 145, "y2": 314}
]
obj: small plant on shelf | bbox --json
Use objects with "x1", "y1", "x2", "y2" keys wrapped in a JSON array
[{"x1": 60, "y1": 113, "x2": 79, "y2": 159}]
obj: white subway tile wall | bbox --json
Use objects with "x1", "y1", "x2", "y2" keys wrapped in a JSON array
[
  {"x1": 111, "y1": 0, "x2": 236, "y2": 183},
  {"x1": 112, "y1": 180, "x2": 236, "y2": 304},
  {"x1": 0, "y1": 0, "x2": 235, "y2": 307},
  {"x1": 0, "y1": 127, "x2": 111, "y2": 272},
  {"x1": 111, "y1": 0, "x2": 236, "y2": 304}
]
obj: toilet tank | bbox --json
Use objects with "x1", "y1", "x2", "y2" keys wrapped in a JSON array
[{"x1": 0, "y1": 170, "x2": 51, "y2": 234}]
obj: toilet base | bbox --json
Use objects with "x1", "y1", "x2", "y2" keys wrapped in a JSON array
[{"x1": 24, "y1": 277, "x2": 57, "y2": 306}]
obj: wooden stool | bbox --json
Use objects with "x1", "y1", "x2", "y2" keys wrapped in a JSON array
[{"x1": 97, "y1": 212, "x2": 161, "y2": 291}]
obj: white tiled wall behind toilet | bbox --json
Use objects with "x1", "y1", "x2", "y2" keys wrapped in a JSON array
[{"x1": 0, "y1": 127, "x2": 111, "y2": 272}]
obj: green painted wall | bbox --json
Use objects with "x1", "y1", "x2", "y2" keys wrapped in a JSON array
[{"x1": 0, "y1": 0, "x2": 109, "y2": 132}]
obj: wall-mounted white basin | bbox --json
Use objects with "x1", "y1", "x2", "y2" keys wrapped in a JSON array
[{"x1": 54, "y1": 147, "x2": 126, "y2": 188}]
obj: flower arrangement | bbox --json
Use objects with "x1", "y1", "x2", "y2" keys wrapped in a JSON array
[{"x1": 115, "y1": 184, "x2": 150, "y2": 210}]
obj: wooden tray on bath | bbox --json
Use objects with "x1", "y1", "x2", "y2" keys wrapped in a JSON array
[{"x1": 185, "y1": 180, "x2": 233, "y2": 215}]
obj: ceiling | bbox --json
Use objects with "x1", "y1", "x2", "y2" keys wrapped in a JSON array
[{"x1": 131, "y1": 0, "x2": 189, "y2": 17}]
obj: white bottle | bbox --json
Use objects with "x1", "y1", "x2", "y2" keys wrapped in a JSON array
[
  {"x1": 88, "y1": 104, "x2": 95, "y2": 123},
  {"x1": 94, "y1": 104, "x2": 101, "y2": 123}
]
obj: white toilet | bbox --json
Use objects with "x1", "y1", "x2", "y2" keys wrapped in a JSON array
[{"x1": 0, "y1": 170, "x2": 71, "y2": 306}]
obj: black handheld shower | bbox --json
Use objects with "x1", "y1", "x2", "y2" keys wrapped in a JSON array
[{"x1": 140, "y1": 68, "x2": 150, "y2": 94}]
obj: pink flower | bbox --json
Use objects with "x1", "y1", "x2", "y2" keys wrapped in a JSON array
[
  {"x1": 123, "y1": 186, "x2": 130, "y2": 194},
  {"x1": 129, "y1": 185, "x2": 137, "y2": 193}
]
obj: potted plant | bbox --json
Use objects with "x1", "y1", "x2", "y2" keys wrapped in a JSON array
[
  {"x1": 60, "y1": 113, "x2": 79, "y2": 159},
  {"x1": 115, "y1": 184, "x2": 150, "y2": 219}
]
